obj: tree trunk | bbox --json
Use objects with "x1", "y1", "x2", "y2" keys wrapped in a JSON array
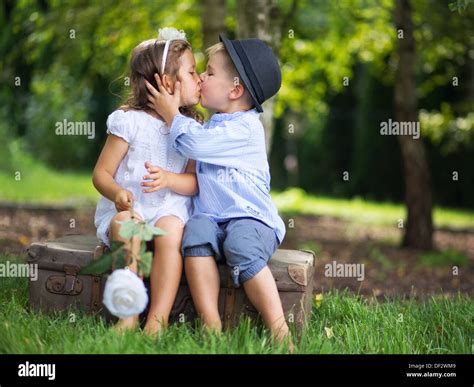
[
  {"x1": 394, "y1": 0, "x2": 433, "y2": 250},
  {"x1": 236, "y1": 0, "x2": 283, "y2": 154},
  {"x1": 201, "y1": 0, "x2": 226, "y2": 51}
]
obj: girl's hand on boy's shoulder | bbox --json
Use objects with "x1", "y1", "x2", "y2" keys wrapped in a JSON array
[
  {"x1": 141, "y1": 161, "x2": 169, "y2": 193},
  {"x1": 145, "y1": 74, "x2": 181, "y2": 127}
]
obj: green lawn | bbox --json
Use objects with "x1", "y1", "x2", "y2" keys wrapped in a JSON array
[
  {"x1": 273, "y1": 187, "x2": 474, "y2": 229},
  {"x1": 0, "y1": 167, "x2": 98, "y2": 205},
  {"x1": 1, "y1": 159, "x2": 474, "y2": 229},
  {"x1": 0, "y1": 255, "x2": 472, "y2": 354}
]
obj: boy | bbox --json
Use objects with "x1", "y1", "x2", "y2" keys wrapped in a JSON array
[{"x1": 145, "y1": 34, "x2": 291, "y2": 349}]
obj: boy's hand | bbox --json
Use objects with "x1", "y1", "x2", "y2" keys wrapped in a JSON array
[
  {"x1": 145, "y1": 73, "x2": 181, "y2": 127},
  {"x1": 114, "y1": 189, "x2": 134, "y2": 212},
  {"x1": 142, "y1": 161, "x2": 170, "y2": 193}
]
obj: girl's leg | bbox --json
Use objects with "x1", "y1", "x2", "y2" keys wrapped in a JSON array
[
  {"x1": 143, "y1": 216, "x2": 184, "y2": 337},
  {"x1": 108, "y1": 210, "x2": 142, "y2": 332},
  {"x1": 185, "y1": 256, "x2": 222, "y2": 333}
]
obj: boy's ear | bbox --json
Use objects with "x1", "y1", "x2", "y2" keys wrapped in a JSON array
[
  {"x1": 229, "y1": 78, "x2": 245, "y2": 100},
  {"x1": 161, "y1": 74, "x2": 174, "y2": 94}
]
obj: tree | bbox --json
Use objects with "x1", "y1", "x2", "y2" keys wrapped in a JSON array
[
  {"x1": 201, "y1": 0, "x2": 226, "y2": 50},
  {"x1": 235, "y1": 0, "x2": 298, "y2": 154},
  {"x1": 394, "y1": 0, "x2": 433, "y2": 250}
]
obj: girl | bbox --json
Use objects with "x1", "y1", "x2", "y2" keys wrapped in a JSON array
[{"x1": 93, "y1": 28, "x2": 202, "y2": 337}]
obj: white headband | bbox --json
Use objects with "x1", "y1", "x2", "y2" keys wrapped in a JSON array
[
  {"x1": 157, "y1": 28, "x2": 187, "y2": 75},
  {"x1": 161, "y1": 40, "x2": 171, "y2": 75}
]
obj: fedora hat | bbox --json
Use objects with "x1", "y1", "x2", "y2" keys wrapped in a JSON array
[{"x1": 219, "y1": 33, "x2": 281, "y2": 112}]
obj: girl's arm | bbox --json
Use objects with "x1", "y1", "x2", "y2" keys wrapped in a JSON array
[
  {"x1": 92, "y1": 135, "x2": 134, "y2": 211},
  {"x1": 142, "y1": 160, "x2": 198, "y2": 196}
]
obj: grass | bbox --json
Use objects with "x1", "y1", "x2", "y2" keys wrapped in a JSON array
[
  {"x1": 417, "y1": 249, "x2": 470, "y2": 268},
  {"x1": 1, "y1": 156, "x2": 474, "y2": 230},
  {"x1": 273, "y1": 187, "x2": 474, "y2": 230},
  {"x1": 0, "y1": 166, "x2": 98, "y2": 206},
  {"x1": 1, "y1": 254, "x2": 472, "y2": 354},
  {"x1": 1, "y1": 147, "x2": 474, "y2": 228}
]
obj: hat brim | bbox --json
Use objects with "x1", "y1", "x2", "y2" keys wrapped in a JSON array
[{"x1": 219, "y1": 33, "x2": 263, "y2": 113}]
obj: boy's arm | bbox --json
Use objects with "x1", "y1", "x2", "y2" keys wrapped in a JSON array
[
  {"x1": 142, "y1": 160, "x2": 198, "y2": 196},
  {"x1": 145, "y1": 76, "x2": 252, "y2": 167},
  {"x1": 170, "y1": 114, "x2": 252, "y2": 162}
]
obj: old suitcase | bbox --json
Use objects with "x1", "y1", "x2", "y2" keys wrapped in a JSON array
[
  {"x1": 26, "y1": 235, "x2": 112, "y2": 319},
  {"x1": 27, "y1": 235, "x2": 315, "y2": 334},
  {"x1": 164, "y1": 249, "x2": 315, "y2": 335}
]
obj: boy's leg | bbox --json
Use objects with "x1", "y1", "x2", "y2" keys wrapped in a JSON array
[
  {"x1": 242, "y1": 266, "x2": 290, "y2": 343},
  {"x1": 223, "y1": 219, "x2": 292, "y2": 348},
  {"x1": 143, "y1": 216, "x2": 184, "y2": 337},
  {"x1": 181, "y1": 214, "x2": 224, "y2": 332}
]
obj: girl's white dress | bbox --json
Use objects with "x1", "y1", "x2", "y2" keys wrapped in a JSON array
[{"x1": 94, "y1": 109, "x2": 192, "y2": 247}]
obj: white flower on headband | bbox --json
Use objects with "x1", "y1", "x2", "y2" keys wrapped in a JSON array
[
  {"x1": 157, "y1": 27, "x2": 187, "y2": 74},
  {"x1": 158, "y1": 27, "x2": 187, "y2": 42}
]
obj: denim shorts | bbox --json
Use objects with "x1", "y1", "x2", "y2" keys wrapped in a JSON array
[{"x1": 182, "y1": 214, "x2": 279, "y2": 287}]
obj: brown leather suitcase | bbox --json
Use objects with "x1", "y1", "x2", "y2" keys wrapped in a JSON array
[
  {"x1": 27, "y1": 235, "x2": 315, "y2": 334},
  {"x1": 27, "y1": 235, "x2": 111, "y2": 318}
]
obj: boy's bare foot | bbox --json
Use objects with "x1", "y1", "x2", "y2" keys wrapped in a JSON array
[
  {"x1": 112, "y1": 315, "x2": 139, "y2": 333},
  {"x1": 273, "y1": 323, "x2": 294, "y2": 354},
  {"x1": 287, "y1": 338, "x2": 295, "y2": 354}
]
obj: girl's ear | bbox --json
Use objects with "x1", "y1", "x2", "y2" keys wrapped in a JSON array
[{"x1": 161, "y1": 74, "x2": 174, "y2": 94}]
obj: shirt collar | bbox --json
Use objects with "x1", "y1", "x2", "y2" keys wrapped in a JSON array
[{"x1": 210, "y1": 108, "x2": 259, "y2": 122}]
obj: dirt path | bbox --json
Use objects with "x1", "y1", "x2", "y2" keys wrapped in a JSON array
[
  {"x1": 1, "y1": 206, "x2": 473, "y2": 299},
  {"x1": 282, "y1": 215, "x2": 474, "y2": 298}
]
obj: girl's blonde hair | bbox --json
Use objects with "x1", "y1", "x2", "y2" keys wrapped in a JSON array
[{"x1": 121, "y1": 38, "x2": 203, "y2": 123}]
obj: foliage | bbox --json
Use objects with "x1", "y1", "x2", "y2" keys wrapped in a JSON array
[
  {"x1": 81, "y1": 218, "x2": 165, "y2": 277},
  {"x1": 1, "y1": 0, "x2": 473, "y2": 207},
  {"x1": 272, "y1": 188, "x2": 474, "y2": 229},
  {"x1": 420, "y1": 104, "x2": 474, "y2": 155},
  {"x1": 417, "y1": 249, "x2": 469, "y2": 268}
]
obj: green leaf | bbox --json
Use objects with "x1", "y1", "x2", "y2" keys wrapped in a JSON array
[
  {"x1": 138, "y1": 251, "x2": 153, "y2": 277},
  {"x1": 114, "y1": 248, "x2": 127, "y2": 269},
  {"x1": 81, "y1": 252, "x2": 114, "y2": 275},
  {"x1": 117, "y1": 220, "x2": 137, "y2": 239},
  {"x1": 110, "y1": 240, "x2": 124, "y2": 251},
  {"x1": 147, "y1": 225, "x2": 167, "y2": 236},
  {"x1": 138, "y1": 226, "x2": 154, "y2": 241},
  {"x1": 137, "y1": 224, "x2": 166, "y2": 241},
  {"x1": 139, "y1": 241, "x2": 146, "y2": 255}
]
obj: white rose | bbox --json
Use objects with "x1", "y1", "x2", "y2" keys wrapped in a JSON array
[
  {"x1": 103, "y1": 268, "x2": 148, "y2": 319},
  {"x1": 158, "y1": 27, "x2": 187, "y2": 42}
]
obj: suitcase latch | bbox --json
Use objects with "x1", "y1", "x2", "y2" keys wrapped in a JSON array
[{"x1": 46, "y1": 265, "x2": 83, "y2": 295}]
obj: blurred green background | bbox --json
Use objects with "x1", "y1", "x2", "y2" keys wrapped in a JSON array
[
  {"x1": 0, "y1": 0, "x2": 473, "y2": 305},
  {"x1": 1, "y1": 0, "x2": 473, "y2": 204}
]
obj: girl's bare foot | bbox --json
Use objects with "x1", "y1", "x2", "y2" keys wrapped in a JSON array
[
  {"x1": 112, "y1": 315, "x2": 139, "y2": 333},
  {"x1": 142, "y1": 315, "x2": 167, "y2": 339}
]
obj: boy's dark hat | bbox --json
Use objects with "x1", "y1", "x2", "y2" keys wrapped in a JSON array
[{"x1": 219, "y1": 33, "x2": 281, "y2": 112}]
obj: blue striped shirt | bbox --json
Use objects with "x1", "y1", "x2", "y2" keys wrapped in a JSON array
[{"x1": 170, "y1": 109, "x2": 286, "y2": 244}]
